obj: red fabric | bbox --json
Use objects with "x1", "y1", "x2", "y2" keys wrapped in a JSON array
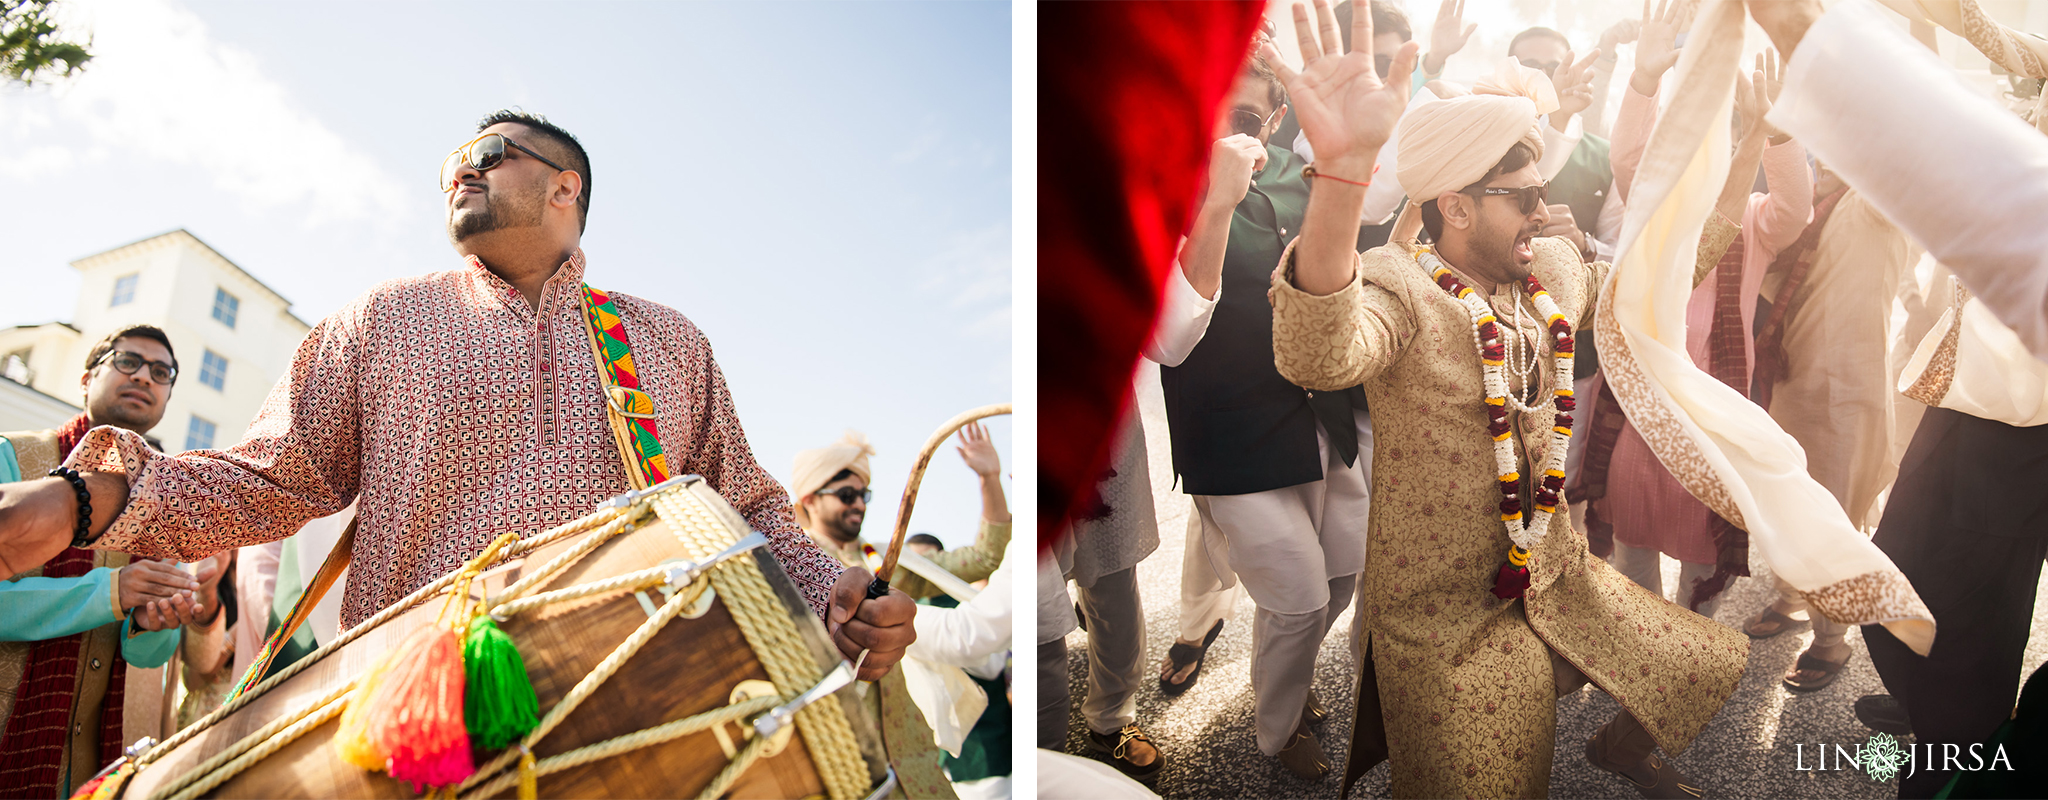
[
  {"x1": 0, "y1": 414, "x2": 123, "y2": 796},
  {"x1": 1038, "y1": 0, "x2": 1265, "y2": 551}
]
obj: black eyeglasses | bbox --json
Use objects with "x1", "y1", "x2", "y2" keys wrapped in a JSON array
[
  {"x1": 1463, "y1": 182, "x2": 1549, "y2": 215},
  {"x1": 94, "y1": 350, "x2": 177, "y2": 384},
  {"x1": 1375, "y1": 54, "x2": 1394, "y2": 78},
  {"x1": 814, "y1": 486, "x2": 873, "y2": 505},
  {"x1": 439, "y1": 132, "x2": 570, "y2": 192},
  {"x1": 1228, "y1": 106, "x2": 1282, "y2": 139}
]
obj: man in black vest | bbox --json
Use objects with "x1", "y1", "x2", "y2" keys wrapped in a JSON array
[{"x1": 1151, "y1": 50, "x2": 1374, "y2": 781}]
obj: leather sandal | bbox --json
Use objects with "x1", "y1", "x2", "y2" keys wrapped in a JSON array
[
  {"x1": 1854, "y1": 694, "x2": 1913, "y2": 736},
  {"x1": 1303, "y1": 688, "x2": 1328, "y2": 725},
  {"x1": 1783, "y1": 648, "x2": 1850, "y2": 692},
  {"x1": 1276, "y1": 719, "x2": 1332, "y2": 780},
  {"x1": 1086, "y1": 723, "x2": 1165, "y2": 783},
  {"x1": 1159, "y1": 619, "x2": 1224, "y2": 696},
  {"x1": 1743, "y1": 606, "x2": 1808, "y2": 639},
  {"x1": 1586, "y1": 722, "x2": 1704, "y2": 798}
]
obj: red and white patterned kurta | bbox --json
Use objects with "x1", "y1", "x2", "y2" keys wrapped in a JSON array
[{"x1": 69, "y1": 251, "x2": 845, "y2": 628}]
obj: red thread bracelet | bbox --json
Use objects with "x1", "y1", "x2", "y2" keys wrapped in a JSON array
[{"x1": 1302, "y1": 164, "x2": 1371, "y2": 188}]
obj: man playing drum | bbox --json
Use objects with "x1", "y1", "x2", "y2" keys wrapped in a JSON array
[{"x1": 0, "y1": 110, "x2": 917, "y2": 686}]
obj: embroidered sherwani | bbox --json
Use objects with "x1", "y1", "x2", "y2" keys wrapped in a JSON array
[
  {"x1": 1270, "y1": 237, "x2": 1748, "y2": 797},
  {"x1": 67, "y1": 252, "x2": 848, "y2": 629}
]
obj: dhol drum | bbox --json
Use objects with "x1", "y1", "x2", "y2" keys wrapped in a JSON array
[{"x1": 105, "y1": 476, "x2": 894, "y2": 800}]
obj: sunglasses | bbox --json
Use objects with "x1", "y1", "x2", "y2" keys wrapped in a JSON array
[
  {"x1": 1463, "y1": 182, "x2": 1549, "y2": 215},
  {"x1": 95, "y1": 350, "x2": 177, "y2": 385},
  {"x1": 814, "y1": 486, "x2": 873, "y2": 505},
  {"x1": 1518, "y1": 57, "x2": 1563, "y2": 77},
  {"x1": 1228, "y1": 106, "x2": 1282, "y2": 139},
  {"x1": 439, "y1": 132, "x2": 570, "y2": 192}
]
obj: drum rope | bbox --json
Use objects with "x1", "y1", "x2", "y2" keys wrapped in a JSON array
[
  {"x1": 138, "y1": 509, "x2": 641, "y2": 797},
  {"x1": 455, "y1": 557, "x2": 704, "y2": 795},
  {"x1": 458, "y1": 693, "x2": 780, "y2": 799},
  {"x1": 140, "y1": 507, "x2": 639, "y2": 778},
  {"x1": 139, "y1": 484, "x2": 882, "y2": 800},
  {"x1": 162, "y1": 692, "x2": 353, "y2": 800},
  {"x1": 653, "y1": 490, "x2": 874, "y2": 800}
]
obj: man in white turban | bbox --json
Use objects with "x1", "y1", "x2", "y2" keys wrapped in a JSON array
[
  {"x1": 789, "y1": 426, "x2": 1012, "y2": 604},
  {"x1": 787, "y1": 427, "x2": 1013, "y2": 798},
  {"x1": 1258, "y1": 3, "x2": 1746, "y2": 796}
]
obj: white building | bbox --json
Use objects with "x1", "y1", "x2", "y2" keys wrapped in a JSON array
[{"x1": 0, "y1": 229, "x2": 312, "y2": 450}]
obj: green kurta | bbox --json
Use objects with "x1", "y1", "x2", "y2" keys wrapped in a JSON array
[{"x1": 1269, "y1": 237, "x2": 1747, "y2": 798}]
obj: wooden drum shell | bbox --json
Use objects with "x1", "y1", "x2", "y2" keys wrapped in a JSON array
[{"x1": 122, "y1": 481, "x2": 887, "y2": 799}]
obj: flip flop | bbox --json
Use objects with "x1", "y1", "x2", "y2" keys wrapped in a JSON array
[
  {"x1": 1744, "y1": 606, "x2": 1808, "y2": 639},
  {"x1": 1159, "y1": 619, "x2": 1224, "y2": 696},
  {"x1": 1783, "y1": 649, "x2": 1849, "y2": 692}
]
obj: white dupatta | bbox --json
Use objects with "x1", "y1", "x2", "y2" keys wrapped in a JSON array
[{"x1": 1593, "y1": 0, "x2": 1936, "y2": 654}]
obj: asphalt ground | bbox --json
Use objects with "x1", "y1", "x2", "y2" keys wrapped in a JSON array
[{"x1": 1053, "y1": 368, "x2": 2048, "y2": 799}]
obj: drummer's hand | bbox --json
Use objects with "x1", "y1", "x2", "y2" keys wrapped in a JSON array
[{"x1": 828, "y1": 567, "x2": 917, "y2": 681}]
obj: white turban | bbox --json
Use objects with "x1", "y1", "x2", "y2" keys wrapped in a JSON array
[
  {"x1": 1394, "y1": 58, "x2": 1560, "y2": 203},
  {"x1": 790, "y1": 430, "x2": 875, "y2": 528}
]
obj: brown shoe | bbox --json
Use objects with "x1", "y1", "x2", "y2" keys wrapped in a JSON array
[
  {"x1": 1586, "y1": 713, "x2": 1704, "y2": 798},
  {"x1": 1303, "y1": 688, "x2": 1328, "y2": 725},
  {"x1": 1086, "y1": 723, "x2": 1164, "y2": 783},
  {"x1": 1276, "y1": 719, "x2": 1332, "y2": 780}
]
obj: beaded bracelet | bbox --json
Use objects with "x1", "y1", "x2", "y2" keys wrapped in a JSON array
[{"x1": 47, "y1": 467, "x2": 94, "y2": 549}]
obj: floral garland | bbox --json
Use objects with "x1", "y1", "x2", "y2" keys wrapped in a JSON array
[{"x1": 1417, "y1": 247, "x2": 1577, "y2": 600}]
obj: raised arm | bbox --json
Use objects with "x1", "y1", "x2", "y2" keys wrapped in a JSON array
[
  {"x1": 1611, "y1": 0, "x2": 1686, "y2": 202},
  {"x1": 902, "y1": 422, "x2": 1012, "y2": 598},
  {"x1": 1259, "y1": 0, "x2": 1419, "y2": 296},
  {"x1": 1750, "y1": 0, "x2": 2048, "y2": 359},
  {"x1": 0, "y1": 300, "x2": 375, "y2": 578}
]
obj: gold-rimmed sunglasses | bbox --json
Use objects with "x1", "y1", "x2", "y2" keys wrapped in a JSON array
[{"x1": 438, "y1": 132, "x2": 569, "y2": 192}]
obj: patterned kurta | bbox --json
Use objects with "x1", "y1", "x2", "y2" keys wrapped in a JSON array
[
  {"x1": 1270, "y1": 237, "x2": 1748, "y2": 798},
  {"x1": 70, "y1": 251, "x2": 847, "y2": 629}
]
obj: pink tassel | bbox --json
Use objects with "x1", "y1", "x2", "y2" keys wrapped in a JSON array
[{"x1": 367, "y1": 624, "x2": 475, "y2": 790}]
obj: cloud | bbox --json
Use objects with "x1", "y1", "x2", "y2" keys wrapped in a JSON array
[
  {"x1": 918, "y1": 222, "x2": 1011, "y2": 334},
  {"x1": 0, "y1": 0, "x2": 412, "y2": 228}
]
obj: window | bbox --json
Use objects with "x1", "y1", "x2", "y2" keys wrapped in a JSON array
[
  {"x1": 185, "y1": 415, "x2": 217, "y2": 451},
  {"x1": 110, "y1": 274, "x2": 138, "y2": 307},
  {"x1": 211, "y1": 288, "x2": 239, "y2": 329},
  {"x1": 199, "y1": 350, "x2": 228, "y2": 391}
]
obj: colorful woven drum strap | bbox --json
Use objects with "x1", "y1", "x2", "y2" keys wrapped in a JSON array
[{"x1": 581, "y1": 284, "x2": 671, "y2": 487}]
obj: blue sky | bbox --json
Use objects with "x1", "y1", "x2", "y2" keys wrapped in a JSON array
[{"x1": 0, "y1": 0, "x2": 1011, "y2": 549}]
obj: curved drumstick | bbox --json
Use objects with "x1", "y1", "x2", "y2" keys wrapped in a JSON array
[{"x1": 865, "y1": 403, "x2": 1013, "y2": 597}]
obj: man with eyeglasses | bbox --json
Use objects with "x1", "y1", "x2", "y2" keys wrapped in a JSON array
[
  {"x1": 1146, "y1": 45, "x2": 1374, "y2": 782},
  {"x1": 0, "y1": 109, "x2": 919, "y2": 744},
  {"x1": 1264, "y1": 4, "x2": 1746, "y2": 795},
  {"x1": 0, "y1": 325, "x2": 228, "y2": 797}
]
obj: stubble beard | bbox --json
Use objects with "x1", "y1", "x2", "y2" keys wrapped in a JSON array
[{"x1": 446, "y1": 181, "x2": 546, "y2": 245}]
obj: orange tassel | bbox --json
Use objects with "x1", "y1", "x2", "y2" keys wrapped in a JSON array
[
  {"x1": 363, "y1": 624, "x2": 475, "y2": 790},
  {"x1": 333, "y1": 645, "x2": 399, "y2": 770}
]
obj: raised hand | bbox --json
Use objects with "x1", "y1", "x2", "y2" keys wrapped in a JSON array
[
  {"x1": 1261, "y1": 0, "x2": 1420, "y2": 175},
  {"x1": 1631, "y1": 0, "x2": 1685, "y2": 95},
  {"x1": 954, "y1": 421, "x2": 1003, "y2": 479},
  {"x1": 1551, "y1": 49, "x2": 1605, "y2": 130},
  {"x1": 1423, "y1": 0, "x2": 1477, "y2": 75},
  {"x1": 1744, "y1": 0, "x2": 1824, "y2": 60},
  {"x1": 1733, "y1": 50, "x2": 1786, "y2": 142},
  {"x1": 1600, "y1": 18, "x2": 1642, "y2": 53},
  {"x1": 1205, "y1": 134, "x2": 1270, "y2": 211}
]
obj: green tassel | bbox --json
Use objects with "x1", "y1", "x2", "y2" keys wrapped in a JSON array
[{"x1": 463, "y1": 614, "x2": 540, "y2": 751}]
